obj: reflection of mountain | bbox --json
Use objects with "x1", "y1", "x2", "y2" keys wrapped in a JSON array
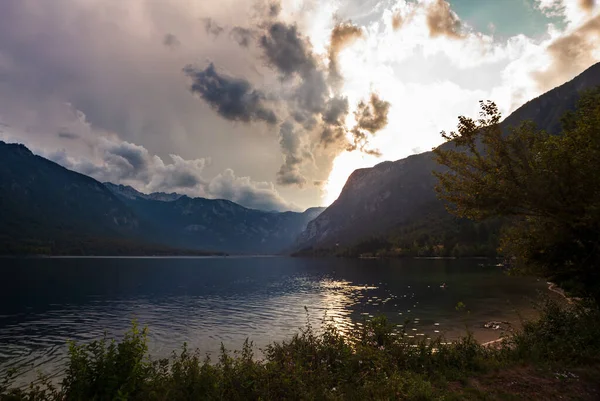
[
  {"x1": 295, "y1": 62, "x2": 600, "y2": 255},
  {"x1": 0, "y1": 142, "x2": 323, "y2": 255}
]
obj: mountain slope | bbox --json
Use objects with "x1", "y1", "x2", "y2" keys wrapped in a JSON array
[
  {"x1": 0, "y1": 141, "x2": 146, "y2": 254},
  {"x1": 296, "y1": 63, "x2": 600, "y2": 251},
  {"x1": 104, "y1": 184, "x2": 324, "y2": 254}
]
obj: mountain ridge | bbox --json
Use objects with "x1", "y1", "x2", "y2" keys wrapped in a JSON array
[
  {"x1": 295, "y1": 62, "x2": 600, "y2": 252},
  {"x1": 0, "y1": 142, "x2": 324, "y2": 255}
]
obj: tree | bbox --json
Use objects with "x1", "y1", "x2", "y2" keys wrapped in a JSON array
[{"x1": 433, "y1": 89, "x2": 600, "y2": 304}]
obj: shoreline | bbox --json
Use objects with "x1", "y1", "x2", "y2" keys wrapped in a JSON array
[{"x1": 481, "y1": 281, "x2": 578, "y2": 347}]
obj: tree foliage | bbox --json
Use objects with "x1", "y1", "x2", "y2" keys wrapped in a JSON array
[{"x1": 433, "y1": 89, "x2": 600, "y2": 303}]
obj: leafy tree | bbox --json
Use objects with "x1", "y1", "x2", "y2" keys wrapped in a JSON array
[{"x1": 433, "y1": 89, "x2": 600, "y2": 303}]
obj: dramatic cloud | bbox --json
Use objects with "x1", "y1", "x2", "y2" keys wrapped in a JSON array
[
  {"x1": 163, "y1": 33, "x2": 181, "y2": 48},
  {"x1": 2, "y1": 0, "x2": 599, "y2": 209},
  {"x1": 328, "y1": 23, "x2": 363, "y2": 90},
  {"x1": 426, "y1": 0, "x2": 464, "y2": 39},
  {"x1": 184, "y1": 63, "x2": 278, "y2": 124}
]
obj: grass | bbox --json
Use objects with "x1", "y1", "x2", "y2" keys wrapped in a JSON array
[{"x1": 1, "y1": 300, "x2": 599, "y2": 400}]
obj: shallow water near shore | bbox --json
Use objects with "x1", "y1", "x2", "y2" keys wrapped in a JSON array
[{"x1": 0, "y1": 256, "x2": 549, "y2": 383}]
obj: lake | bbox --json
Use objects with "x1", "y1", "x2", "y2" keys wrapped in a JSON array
[{"x1": 0, "y1": 256, "x2": 549, "y2": 382}]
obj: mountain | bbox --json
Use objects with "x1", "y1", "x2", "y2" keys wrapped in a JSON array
[
  {"x1": 295, "y1": 63, "x2": 600, "y2": 253},
  {"x1": 0, "y1": 141, "x2": 149, "y2": 254},
  {"x1": 0, "y1": 142, "x2": 324, "y2": 255},
  {"x1": 103, "y1": 182, "x2": 183, "y2": 202},
  {"x1": 104, "y1": 183, "x2": 324, "y2": 254}
]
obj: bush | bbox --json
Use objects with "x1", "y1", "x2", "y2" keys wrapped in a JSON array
[{"x1": 2, "y1": 300, "x2": 599, "y2": 400}]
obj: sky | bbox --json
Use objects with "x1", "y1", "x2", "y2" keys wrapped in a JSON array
[{"x1": 0, "y1": 0, "x2": 599, "y2": 212}]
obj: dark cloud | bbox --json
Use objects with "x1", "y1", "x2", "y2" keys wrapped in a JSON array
[
  {"x1": 322, "y1": 96, "x2": 349, "y2": 126},
  {"x1": 202, "y1": 17, "x2": 224, "y2": 37},
  {"x1": 276, "y1": 121, "x2": 307, "y2": 187},
  {"x1": 354, "y1": 93, "x2": 390, "y2": 134},
  {"x1": 580, "y1": 0, "x2": 595, "y2": 12},
  {"x1": 184, "y1": 63, "x2": 278, "y2": 124},
  {"x1": 292, "y1": 68, "x2": 329, "y2": 115},
  {"x1": 320, "y1": 125, "x2": 346, "y2": 146},
  {"x1": 277, "y1": 161, "x2": 306, "y2": 186},
  {"x1": 187, "y1": 13, "x2": 391, "y2": 188},
  {"x1": 57, "y1": 131, "x2": 79, "y2": 140},
  {"x1": 163, "y1": 33, "x2": 181, "y2": 48},
  {"x1": 426, "y1": 0, "x2": 464, "y2": 39},
  {"x1": 269, "y1": 1, "x2": 282, "y2": 17},
  {"x1": 259, "y1": 22, "x2": 317, "y2": 78},
  {"x1": 105, "y1": 140, "x2": 152, "y2": 180},
  {"x1": 230, "y1": 27, "x2": 254, "y2": 47},
  {"x1": 328, "y1": 23, "x2": 363, "y2": 90},
  {"x1": 345, "y1": 93, "x2": 390, "y2": 155},
  {"x1": 532, "y1": 15, "x2": 600, "y2": 92},
  {"x1": 258, "y1": 21, "x2": 330, "y2": 129}
]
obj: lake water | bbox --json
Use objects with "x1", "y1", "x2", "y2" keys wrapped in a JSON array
[{"x1": 0, "y1": 256, "x2": 549, "y2": 382}]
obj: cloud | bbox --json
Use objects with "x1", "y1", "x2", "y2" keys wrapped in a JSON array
[
  {"x1": 47, "y1": 136, "x2": 297, "y2": 211},
  {"x1": 276, "y1": 121, "x2": 308, "y2": 186},
  {"x1": 426, "y1": 0, "x2": 464, "y2": 39},
  {"x1": 208, "y1": 169, "x2": 298, "y2": 211},
  {"x1": 184, "y1": 63, "x2": 278, "y2": 124},
  {"x1": 268, "y1": 1, "x2": 282, "y2": 17},
  {"x1": 347, "y1": 93, "x2": 390, "y2": 155},
  {"x1": 163, "y1": 33, "x2": 181, "y2": 48},
  {"x1": 259, "y1": 22, "x2": 317, "y2": 79},
  {"x1": 328, "y1": 22, "x2": 363, "y2": 90},
  {"x1": 230, "y1": 27, "x2": 254, "y2": 47},
  {"x1": 392, "y1": 11, "x2": 404, "y2": 31},
  {"x1": 202, "y1": 17, "x2": 225, "y2": 37},
  {"x1": 57, "y1": 131, "x2": 79, "y2": 140},
  {"x1": 354, "y1": 93, "x2": 390, "y2": 134},
  {"x1": 532, "y1": 14, "x2": 600, "y2": 91},
  {"x1": 581, "y1": 0, "x2": 596, "y2": 12},
  {"x1": 322, "y1": 96, "x2": 349, "y2": 126},
  {"x1": 181, "y1": 11, "x2": 390, "y2": 189}
]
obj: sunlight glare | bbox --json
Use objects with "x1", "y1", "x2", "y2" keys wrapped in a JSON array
[{"x1": 322, "y1": 151, "x2": 380, "y2": 206}]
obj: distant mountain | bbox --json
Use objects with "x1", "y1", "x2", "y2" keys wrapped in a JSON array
[
  {"x1": 104, "y1": 183, "x2": 324, "y2": 254},
  {"x1": 103, "y1": 182, "x2": 183, "y2": 202},
  {"x1": 295, "y1": 63, "x2": 600, "y2": 253},
  {"x1": 0, "y1": 142, "x2": 324, "y2": 255}
]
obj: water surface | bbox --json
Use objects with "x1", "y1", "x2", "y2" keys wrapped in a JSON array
[{"x1": 0, "y1": 257, "x2": 548, "y2": 381}]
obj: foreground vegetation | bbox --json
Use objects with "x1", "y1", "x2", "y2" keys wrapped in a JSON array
[{"x1": 2, "y1": 300, "x2": 599, "y2": 400}]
